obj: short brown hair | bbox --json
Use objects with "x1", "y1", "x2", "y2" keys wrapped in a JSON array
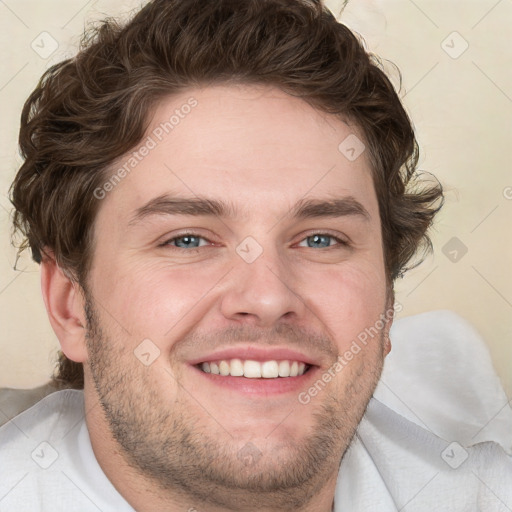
[{"x1": 10, "y1": 0, "x2": 443, "y2": 389}]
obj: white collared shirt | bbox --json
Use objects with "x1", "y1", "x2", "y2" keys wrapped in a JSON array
[{"x1": 1, "y1": 389, "x2": 511, "y2": 511}]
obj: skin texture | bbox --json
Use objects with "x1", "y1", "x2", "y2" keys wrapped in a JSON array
[{"x1": 41, "y1": 84, "x2": 393, "y2": 512}]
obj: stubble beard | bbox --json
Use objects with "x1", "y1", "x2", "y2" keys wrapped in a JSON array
[{"x1": 84, "y1": 295, "x2": 385, "y2": 510}]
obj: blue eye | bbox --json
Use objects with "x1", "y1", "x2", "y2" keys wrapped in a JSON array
[
  {"x1": 166, "y1": 235, "x2": 208, "y2": 249},
  {"x1": 298, "y1": 234, "x2": 346, "y2": 249},
  {"x1": 161, "y1": 233, "x2": 347, "y2": 251}
]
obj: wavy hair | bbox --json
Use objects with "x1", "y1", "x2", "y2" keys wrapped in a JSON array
[{"x1": 10, "y1": 0, "x2": 443, "y2": 389}]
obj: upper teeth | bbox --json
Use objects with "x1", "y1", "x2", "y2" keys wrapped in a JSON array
[{"x1": 201, "y1": 359, "x2": 307, "y2": 378}]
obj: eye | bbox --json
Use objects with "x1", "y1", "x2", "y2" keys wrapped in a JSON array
[
  {"x1": 297, "y1": 234, "x2": 347, "y2": 249},
  {"x1": 161, "y1": 233, "x2": 211, "y2": 249},
  {"x1": 160, "y1": 232, "x2": 348, "y2": 251}
]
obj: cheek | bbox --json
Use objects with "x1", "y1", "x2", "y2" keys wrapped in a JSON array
[
  {"x1": 300, "y1": 261, "x2": 387, "y2": 352},
  {"x1": 90, "y1": 258, "x2": 226, "y2": 342},
  {"x1": 307, "y1": 264, "x2": 388, "y2": 402}
]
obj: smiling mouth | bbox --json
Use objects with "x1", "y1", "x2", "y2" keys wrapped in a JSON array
[{"x1": 197, "y1": 359, "x2": 311, "y2": 378}]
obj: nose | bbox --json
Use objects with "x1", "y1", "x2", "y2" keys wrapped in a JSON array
[{"x1": 219, "y1": 246, "x2": 307, "y2": 327}]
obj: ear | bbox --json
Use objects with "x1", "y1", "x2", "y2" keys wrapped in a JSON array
[
  {"x1": 383, "y1": 290, "x2": 395, "y2": 357},
  {"x1": 40, "y1": 252, "x2": 88, "y2": 363},
  {"x1": 384, "y1": 331, "x2": 392, "y2": 356}
]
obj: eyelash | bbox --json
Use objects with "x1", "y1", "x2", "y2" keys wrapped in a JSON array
[{"x1": 160, "y1": 231, "x2": 350, "y2": 252}]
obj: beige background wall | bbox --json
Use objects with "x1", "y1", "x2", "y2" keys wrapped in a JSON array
[{"x1": 0, "y1": 0, "x2": 511, "y2": 397}]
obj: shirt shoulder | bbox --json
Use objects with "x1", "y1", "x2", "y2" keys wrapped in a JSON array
[
  {"x1": 0, "y1": 388, "x2": 85, "y2": 453},
  {"x1": 338, "y1": 398, "x2": 512, "y2": 512},
  {"x1": 0, "y1": 389, "x2": 134, "y2": 512}
]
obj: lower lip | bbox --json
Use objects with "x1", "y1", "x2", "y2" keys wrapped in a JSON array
[{"x1": 192, "y1": 365, "x2": 319, "y2": 395}]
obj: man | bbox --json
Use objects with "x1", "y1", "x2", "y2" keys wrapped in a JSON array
[{"x1": 1, "y1": 0, "x2": 510, "y2": 510}]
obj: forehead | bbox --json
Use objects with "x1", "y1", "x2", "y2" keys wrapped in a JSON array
[{"x1": 98, "y1": 84, "x2": 378, "y2": 223}]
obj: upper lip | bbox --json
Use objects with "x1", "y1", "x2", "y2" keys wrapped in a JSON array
[{"x1": 188, "y1": 345, "x2": 322, "y2": 367}]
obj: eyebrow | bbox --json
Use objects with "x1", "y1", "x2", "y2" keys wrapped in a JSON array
[{"x1": 128, "y1": 194, "x2": 371, "y2": 226}]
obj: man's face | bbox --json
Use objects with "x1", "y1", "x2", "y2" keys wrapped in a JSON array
[{"x1": 82, "y1": 84, "x2": 392, "y2": 507}]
